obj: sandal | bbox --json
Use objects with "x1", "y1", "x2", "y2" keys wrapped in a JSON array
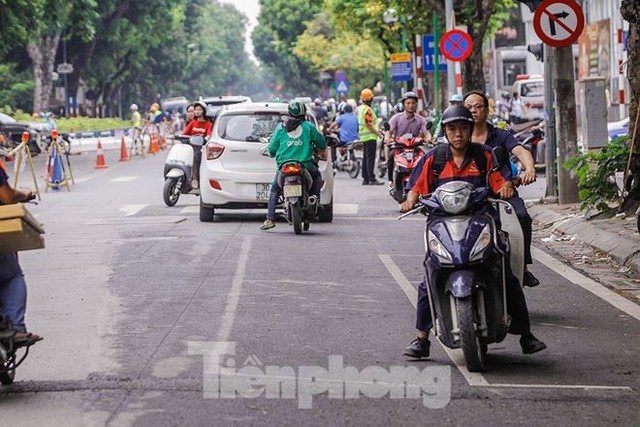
[
  {"x1": 260, "y1": 219, "x2": 276, "y2": 230},
  {"x1": 13, "y1": 331, "x2": 43, "y2": 344}
]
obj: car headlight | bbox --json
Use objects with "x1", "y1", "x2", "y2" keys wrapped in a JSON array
[
  {"x1": 436, "y1": 182, "x2": 472, "y2": 214},
  {"x1": 428, "y1": 230, "x2": 453, "y2": 264},
  {"x1": 469, "y1": 224, "x2": 491, "y2": 262}
]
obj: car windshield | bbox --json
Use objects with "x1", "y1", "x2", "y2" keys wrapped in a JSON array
[
  {"x1": 218, "y1": 113, "x2": 288, "y2": 142},
  {"x1": 521, "y1": 81, "x2": 544, "y2": 97},
  {"x1": 0, "y1": 112, "x2": 17, "y2": 123}
]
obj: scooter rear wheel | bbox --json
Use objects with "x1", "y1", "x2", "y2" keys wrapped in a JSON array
[
  {"x1": 291, "y1": 204, "x2": 303, "y2": 235},
  {"x1": 457, "y1": 296, "x2": 486, "y2": 372},
  {"x1": 0, "y1": 357, "x2": 16, "y2": 385}
]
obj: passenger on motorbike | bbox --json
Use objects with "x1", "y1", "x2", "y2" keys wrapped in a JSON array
[
  {"x1": 181, "y1": 101, "x2": 212, "y2": 190},
  {"x1": 0, "y1": 160, "x2": 42, "y2": 344},
  {"x1": 399, "y1": 105, "x2": 546, "y2": 359},
  {"x1": 384, "y1": 91, "x2": 431, "y2": 188},
  {"x1": 261, "y1": 100, "x2": 327, "y2": 231},
  {"x1": 312, "y1": 98, "x2": 329, "y2": 125},
  {"x1": 464, "y1": 91, "x2": 540, "y2": 288},
  {"x1": 328, "y1": 103, "x2": 359, "y2": 167}
]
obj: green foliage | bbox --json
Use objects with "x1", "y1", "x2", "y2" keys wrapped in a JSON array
[
  {"x1": 0, "y1": 64, "x2": 33, "y2": 111},
  {"x1": 564, "y1": 136, "x2": 630, "y2": 212}
]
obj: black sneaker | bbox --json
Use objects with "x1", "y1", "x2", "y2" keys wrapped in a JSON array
[
  {"x1": 362, "y1": 180, "x2": 370, "y2": 185},
  {"x1": 520, "y1": 332, "x2": 547, "y2": 354},
  {"x1": 369, "y1": 179, "x2": 385, "y2": 185},
  {"x1": 403, "y1": 336, "x2": 431, "y2": 359},
  {"x1": 523, "y1": 270, "x2": 540, "y2": 287}
]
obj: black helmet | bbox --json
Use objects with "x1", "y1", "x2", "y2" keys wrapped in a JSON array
[
  {"x1": 394, "y1": 102, "x2": 404, "y2": 113},
  {"x1": 343, "y1": 103, "x2": 353, "y2": 113},
  {"x1": 441, "y1": 105, "x2": 473, "y2": 126},
  {"x1": 401, "y1": 91, "x2": 419, "y2": 104}
]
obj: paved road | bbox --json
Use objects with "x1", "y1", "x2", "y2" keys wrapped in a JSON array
[{"x1": 3, "y1": 150, "x2": 639, "y2": 426}]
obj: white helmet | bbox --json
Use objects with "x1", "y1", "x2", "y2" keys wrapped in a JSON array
[{"x1": 129, "y1": 103, "x2": 138, "y2": 111}]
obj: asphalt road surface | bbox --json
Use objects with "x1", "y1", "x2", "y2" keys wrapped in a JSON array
[{"x1": 2, "y1": 146, "x2": 639, "y2": 426}]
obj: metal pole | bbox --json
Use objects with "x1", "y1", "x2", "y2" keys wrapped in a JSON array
[
  {"x1": 401, "y1": 16, "x2": 407, "y2": 93},
  {"x1": 433, "y1": 12, "x2": 440, "y2": 121},
  {"x1": 63, "y1": 38, "x2": 69, "y2": 118},
  {"x1": 384, "y1": 54, "x2": 390, "y2": 107},
  {"x1": 544, "y1": 45, "x2": 557, "y2": 198},
  {"x1": 554, "y1": 45, "x2": 580, "y2": 204},
  {"x1": 445, "y1": 0, "x2": 456, "y2": 99}
]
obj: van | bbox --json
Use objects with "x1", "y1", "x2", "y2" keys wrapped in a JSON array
[{"x1": 512, "y1": 75, "x2": 544, "y2": 121}]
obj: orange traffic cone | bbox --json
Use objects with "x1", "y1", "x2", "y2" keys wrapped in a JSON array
[
  {"x1": 95, "y1": 140, "x2": 108, "y2": 169},
  {"x1": 148, "y1": 134, "x2": 156, "y2": 154},
  {"x1": 119, "y1": 136, "x2": 130, "y2": 162},
  {"x1": 160, "y1": 135, "x2": 168, "y2": 151}
]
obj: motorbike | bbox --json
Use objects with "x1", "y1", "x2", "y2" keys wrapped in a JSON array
[
  {"x1": 509, "y1": 121, "x2": 544, "y2": 173},
  {"x1": 326, "y1": 132, "x2": 361, "y2": 179},
  {"x1": 278, "y1": 160, "x2": 318, "y2": 235},
  {"x1": 389, "y1": 134, "x2": 427, "y2": 203},
  {"x1": 400, "y1": 147, "x2": 525, "y2": 372},
  {"x1": 0, "y1": 330, "x2": 39, "y2": 385},
  {"x1": 163, "y1": 135, "x2": 205, "y2": 207}
]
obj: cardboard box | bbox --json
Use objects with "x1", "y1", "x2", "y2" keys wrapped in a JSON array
[{"x1": 0, "y1": 204, "x2": 45, "y2": 254}]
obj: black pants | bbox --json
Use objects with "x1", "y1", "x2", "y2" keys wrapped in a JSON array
[
  {"x1": 387, "y1": 149, "x2": 395, "y2": 182},
  {"x1": 415, "y1": 272, "x2": 531, "y2": 335},
  {"x1": 507, "y1": 196, "x2": 533, "y2": 265},
  {"x1": 361, "y1": 140, "x2": 377, "y2": 182}
]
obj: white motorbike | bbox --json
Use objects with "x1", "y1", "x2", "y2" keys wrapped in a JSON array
[{"x1": 163, "y1": 135, "x2": 205, "y2": 207}]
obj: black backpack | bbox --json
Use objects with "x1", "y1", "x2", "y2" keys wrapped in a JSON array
[{"x1": 430, "y1": 143, "x2": 488, "y2": 192}]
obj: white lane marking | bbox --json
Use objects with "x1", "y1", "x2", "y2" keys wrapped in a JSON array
[
  {"x1": 217, "y1": 236, "x2": 252, "y2": 343},
  {"x1": 379, "y1": 253, "x2": 634, "y2": 392},
  {"x1": 532, "y1": 247, "x2": 640, "y2": 322},
  {"x1": 110, "y1": 175, "x2": 139, "y2": 183},
  {"x1": 334, "y1": 203, "x2": 359, "y2": 215},
  {"x1": 119, "y1": 204, "x2": 148, "y2": 216},
  {"x1": 378, "y1": 254, "x2": 490, "y2": 387},
  {"x1": 179, "y1": 205, "x2": 199, "y2": 214}
]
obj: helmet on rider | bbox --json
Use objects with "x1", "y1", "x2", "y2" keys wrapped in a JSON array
[
  {"x1": 360, "y1": 88, "x2": 374, "y2": 102},
  {"x1": 394, "y1": 102, "x2": 404, "y2": 113},
  {"x1": 401, "y1": 91, "x2": 419, "y2": 105},
  {"x1": 343, "y1": 103, "x2": 353, "y2": 113},
  {"x1": 130, "y1": 104, "x2": 138, "y2": 111},
  {"x1": 288, "y1": 99, "x2": 307, "y2": 118},
  {"x1": 448, "y1": 94, "x2": 463, "y2": 105},
  {"x1": 314, "y1": 97, "x2": 322, "y2": 106},
  {"x1": 440, "y1": 105, "x2": 473, "y2": 126},
  {"x1": 192, "y1": 101, "x2": 208, "y2": 119}
]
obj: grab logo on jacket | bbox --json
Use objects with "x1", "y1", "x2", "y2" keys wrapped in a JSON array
[{"x1": 286, "y1": 139, "x2": 303, "y2": 147}]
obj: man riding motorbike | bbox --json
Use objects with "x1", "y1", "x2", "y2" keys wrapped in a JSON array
[
  {"x1": 181, "y1": 101, "x2": 212, "y2": 190},
  {"x1": 261, "y1": 100, "x2": 327, "y2": 231},
  {"x1": 399, "y1": 105, "x2": 546, "y2": 359},
  {"x1": 328, "y1": 103, "x2": 359, "y2": 167},
  {"x1": 384, "y1": 91, "x2": 431, "y2": 189},
  {"x1": 464, "y1": 91, "x2": 540, "y2": 288}
]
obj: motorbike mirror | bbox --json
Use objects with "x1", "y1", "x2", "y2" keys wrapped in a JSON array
[
  {"x1": 325, "y1": 135, "x2": 339, "y2": 147},
  {"x1": 491, "y1": 146, "x2": 509, "y2": 170},
  {"x1": 382, "y1": 122, "x2": 391, "y2": 131},
  {"x1": 426, "y1": 121, "x2": 433, "y2": 131},
  {"x1": 191, "y1": 135, "x2": 205, "y2": 146}
]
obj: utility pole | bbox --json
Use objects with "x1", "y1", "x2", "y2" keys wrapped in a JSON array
[
  {"x1": 400, "y1": 16, "x2": 408, "y2": 93},
  {"x1": 554, "y1": 45, "x2": 580, "y2": 204},
  {"x1": 544, "y1": 45, "x2": 557, "y2": 198},
  {"x1": 433, "y1": 11, "x2": 441, "y2": 121},
  {"x1": 445, "y1": 0, "x2": 456, "y2": 99}
]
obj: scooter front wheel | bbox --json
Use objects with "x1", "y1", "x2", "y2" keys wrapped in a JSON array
[
  {"x1": 457, "y1": 296, "x2": 486, "y2": 372},
  {"x1": 163, "y1": 178, "x2": 181, "y2": 207}
]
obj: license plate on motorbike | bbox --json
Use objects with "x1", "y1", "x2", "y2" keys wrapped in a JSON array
[
  {"x1": 256, "y1": 183, "x2": 271, "y2": 200},
  {"x1": 283, "y1": 184, "x2": 302, "y2": 198}
]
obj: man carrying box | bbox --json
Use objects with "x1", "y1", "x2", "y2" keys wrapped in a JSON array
[{"x1": 0, "y1": 159, "x2": 42, "y2": 343}]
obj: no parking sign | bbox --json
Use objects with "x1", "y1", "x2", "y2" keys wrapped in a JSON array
[{"x1": 439, "y1": 30, "x2": 473, "y2": 62}]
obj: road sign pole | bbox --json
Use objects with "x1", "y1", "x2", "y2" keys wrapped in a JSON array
[
  {"x1": 384, "y1": 54, "x2": 390, "y2": 105},
  {"x1": 401, "y1": 16, "x2": 408, "y2": 93},
  {"x1": 433, "y1": 11, "x2": 440, "y2": 121},
  {"x1": 554, "y1": 44, "x2": 580, "y2": 204},
  {"x1": 445, "y1": 0, "x2": 456, "y2": 99},
  {"x1": 544, "y1": 45, "x2": 557, "y2": 198},
  {"x1": 63, "y1": 38, "x2": 69, "y2": 118}
]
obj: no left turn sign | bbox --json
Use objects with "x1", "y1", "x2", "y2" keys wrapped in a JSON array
[{"x1": 533, "y1": 0, "x2": 584, "y2": 47}]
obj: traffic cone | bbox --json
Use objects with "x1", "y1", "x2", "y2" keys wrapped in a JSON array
[
  {"x1": 160, "y1": 135, "x2": 168, "y2": 151},
  {"x1": 119, "y1": 136, "x2": 130, "y2": 162},
  {"x1": 153, "y1": 134, "x2": 160, "y2": 153},
  {"x1": 49, "y1": 144, "x2": 63, "y2": 190},
  {"x1": 148, "y1": 134, "x2": 156, "y2": 155},
  {"x1": 95, "y1": 140, "x2": 108, "y2": 169}
]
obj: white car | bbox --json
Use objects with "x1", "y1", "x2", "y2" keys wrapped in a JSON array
[{"x1": 199, "y1": 102, "x2": 334, "y2": 222}]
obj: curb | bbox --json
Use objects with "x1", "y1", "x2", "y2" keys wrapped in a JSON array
[{"x1": 528, "y1": 204, "x2": 640, "y2": 274}]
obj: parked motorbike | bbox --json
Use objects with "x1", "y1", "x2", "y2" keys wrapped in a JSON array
[
  {"x1": 400, "y1": 147, "x2": 525, "y2": 372},
  {"x1": 510, "y1": 121, "x2": 544, "y2": 173},
  {"x1": 389, "y1": 134, "x2": 427, "y2": 203},
  {"x1": 163, "y1": 135, "x2": 205, "y2": 206},
  {"x1": 326, "y1": 133, "x2": 361, "y2": 179},
  {"x1": 278, "y1": 160, "x2": 318, "y2": 235}
]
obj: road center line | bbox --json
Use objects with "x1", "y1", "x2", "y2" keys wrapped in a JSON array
[
  {"x1": 217, "y1": 236, "x2": 252, "y2": 343},
  {"x1": 379, "y1": 253, "x2": 634, "y2": 392},
  {"x1": 378, "y1": 254, "x2": 490, "y2": 387},
  {"x1": 532, "y1": 247, "x2": 640, "y2": 322}
]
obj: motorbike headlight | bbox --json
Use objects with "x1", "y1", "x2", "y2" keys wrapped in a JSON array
[
  {"x1": 469, "y1": 224, "x2": 492, "y2": 262},
  {"x1": 427, "y1": 230, "x2": 453, "y2": 264},
  {"x1": 436, "y1": 183, "x2": 472, "y2": 214}
]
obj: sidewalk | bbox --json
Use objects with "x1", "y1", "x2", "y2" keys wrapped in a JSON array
[{"x1": 528, "y1": 202, "x2": 640, "y2": 275}]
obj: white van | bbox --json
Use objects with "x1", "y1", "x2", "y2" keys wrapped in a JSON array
[{"x1": 512, "y1": 75, "x2": 544, "y2": 121}]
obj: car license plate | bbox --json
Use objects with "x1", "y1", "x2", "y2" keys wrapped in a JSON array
[
  {"x1": 283, "y1": 184, "x2": 302, "y2": 198},
  {"x1": 256, "y1": 183, "x2": 271, "y2": 200}
]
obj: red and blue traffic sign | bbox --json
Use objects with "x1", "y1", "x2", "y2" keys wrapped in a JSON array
[{"x1": 439, "y1": 30, "x2": 473, "y2": 62}]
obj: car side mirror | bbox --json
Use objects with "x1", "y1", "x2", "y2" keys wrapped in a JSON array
[
  {"x1": 191, "y1": 135, "x2": 205, "y2": 146},
  {"x1": 491, "y1": 146, "x2": 509, "y2": 170}
]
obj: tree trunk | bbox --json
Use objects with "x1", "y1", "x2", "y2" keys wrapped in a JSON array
[
  {"x1": 621, "y1": 0, "x2": 640, "y2": 208},
  {"x1": 461, "y1": 0, "x2": 497, "y2": 94},
  {"x1": 27, "y1": 33, "x2": 61, "y2": 112}
]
